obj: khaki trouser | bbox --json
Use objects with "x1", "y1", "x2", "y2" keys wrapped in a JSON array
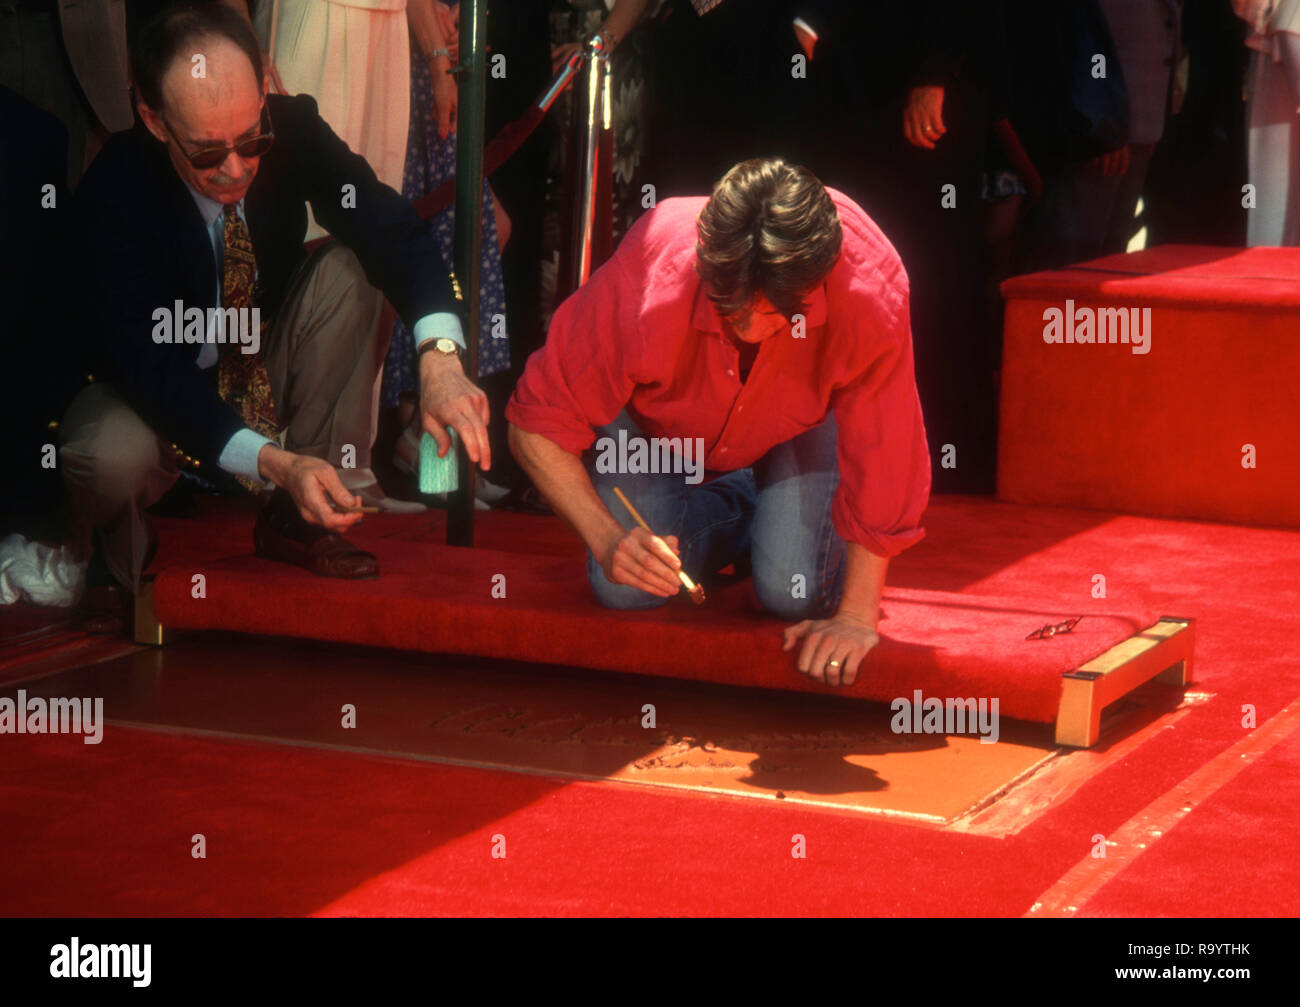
[{"x1": 59, "y1": 243, "x2": 387, "y2": 590}]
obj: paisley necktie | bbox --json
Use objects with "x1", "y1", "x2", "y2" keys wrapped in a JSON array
[{"x1": 216, "y1": 204, "x2": 278, "y2": 440}]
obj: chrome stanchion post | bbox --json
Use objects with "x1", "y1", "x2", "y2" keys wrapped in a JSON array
[{"x1": 563, "y1": 32, "x2": 614, "y2": 296}]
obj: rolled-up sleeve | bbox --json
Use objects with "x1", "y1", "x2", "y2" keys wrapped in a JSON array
[
  {"x1": 506, "y1": 254, "x2": 642, "y2": 454},
  {"x1": 829, "y1": 296, "x2": 931, "y2": 557}
]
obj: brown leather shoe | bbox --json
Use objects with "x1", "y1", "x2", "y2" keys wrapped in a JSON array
[{"x1": 253, "y1": 489, "x2": 379, "y2": 579}]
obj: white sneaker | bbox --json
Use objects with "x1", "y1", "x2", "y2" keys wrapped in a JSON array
[
  {"x1": 475, "y1": 476, "x2": 511, "y2": 505},
  {"x1": 0, "y1": 535, "x2": 88, "y2": 607}
]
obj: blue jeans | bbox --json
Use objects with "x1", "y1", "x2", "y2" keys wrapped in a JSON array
[{"x1": 585, "y1": 410, "x2": 846, "y2": 617}]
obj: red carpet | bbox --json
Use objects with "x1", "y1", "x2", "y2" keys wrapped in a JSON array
[
  {"x1": 1001, "y1": 245, "x2": 1300, "y2": 528},
  {"x1": 5, "y1": 498, "x2": 1300, "y2": 915},
  {"x1": 146, "y1": 496, "x2": 1165, "y2": 723},
  {"x1": 3, "y1": 710, "x2": 1297, "y2": 916},
  {"x1": 0, "y1": 724, "x2": 1168, "y2": 916},
  {"x1": 1081, "y1": 724, "x2": 1300, "y2": 918},
  {"x1": 5, "y1": 493, "x2": 1291, "y2": 916}
]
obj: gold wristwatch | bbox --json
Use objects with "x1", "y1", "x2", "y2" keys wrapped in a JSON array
[{"x1": 417, "y1": 336, "x2": 463, "y2": 360}]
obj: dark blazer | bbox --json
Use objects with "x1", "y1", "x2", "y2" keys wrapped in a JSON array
[
  {"x1": 1002, "y1": 0, "x2": 1128, "y2": 165},
  {"x1": 72, "y1": 91, "x2": 459, "y2": 469}
]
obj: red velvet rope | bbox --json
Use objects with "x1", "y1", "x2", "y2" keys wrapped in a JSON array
[{"x1": 412, "y1": 105, "x2": 548, "y2": 220}]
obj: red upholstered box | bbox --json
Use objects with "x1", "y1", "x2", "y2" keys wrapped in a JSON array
[{"x1": 999, "y1": 245, "x2": 1300, "y2": 528}]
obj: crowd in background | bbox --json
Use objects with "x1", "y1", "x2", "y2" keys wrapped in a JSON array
[{"x1": 1, "y1": 0, "x2": 1289, "y2": 524}]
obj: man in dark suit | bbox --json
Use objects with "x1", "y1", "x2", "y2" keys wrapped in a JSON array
[
  {"x1": 62, "y1": 2, "x2": 492, "y2": 590},
  {"x1": 786, "y1": 0, "x2": 1004, "y2": 494}
]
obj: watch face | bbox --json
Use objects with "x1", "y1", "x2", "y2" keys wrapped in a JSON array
[{"x1": 436, "y1": 338, "x2": 460, "y2": 354}]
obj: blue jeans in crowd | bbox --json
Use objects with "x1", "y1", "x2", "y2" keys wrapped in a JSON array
[{"x1": 585, "y1": 409, "x2": 846, "y2": 617}]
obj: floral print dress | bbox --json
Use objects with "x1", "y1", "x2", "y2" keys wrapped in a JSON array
[{"x1": 381, "y1": 28, "x2": 510, "y2": 409}]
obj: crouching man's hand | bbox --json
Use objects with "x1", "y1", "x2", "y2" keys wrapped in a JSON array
[
  {"x1": 782, "y1": 612, "x2": 880, "y2": 687},
  {"x1": 419, "y1": 348, "x2": 491, "y2": 471},
  {"x1": 257, "y1": 444, "x2": 362, "y2": 532}
]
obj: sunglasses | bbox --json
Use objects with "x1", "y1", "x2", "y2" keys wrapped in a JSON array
[{"x1": 161, "y1": 102, "x2": 274, "y2": 170}]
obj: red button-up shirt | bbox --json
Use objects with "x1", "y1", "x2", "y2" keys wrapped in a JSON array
[{"x1": 506, "y1": 188, "x2": 931, "y2": 557}]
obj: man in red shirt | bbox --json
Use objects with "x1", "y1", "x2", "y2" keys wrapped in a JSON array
[{"x1": 507, "y1": 159, "x2": 930, "y2": 687}]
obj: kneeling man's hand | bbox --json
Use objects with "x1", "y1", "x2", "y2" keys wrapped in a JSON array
[
  {"x1": 783, "y1": 613, "x2": 880, "y2": 687},
  {"x1": 601, "y1": 528, "x2": 682, "y2": 598},
  {"x1": 419, "y1": 352, "x2": 492, "y2": 471}
]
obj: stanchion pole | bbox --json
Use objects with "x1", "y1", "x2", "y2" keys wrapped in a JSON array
[
  {"x1": 449, "y1": 0, "x2": 487, "y2": 547},
  {"x1": 558, "y1": 33, "x2": 614, "y2": 298}
]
